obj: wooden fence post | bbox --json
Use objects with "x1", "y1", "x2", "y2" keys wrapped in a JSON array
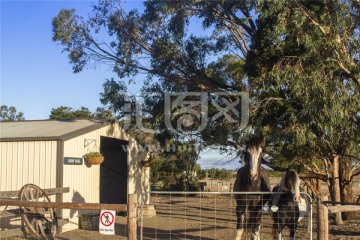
[
  {"x1": 128, "y1": 194, "x2": 137, "y2": 240},
  {"x1": 317, "y1": 195, "x2": 329, "y2": 240}
]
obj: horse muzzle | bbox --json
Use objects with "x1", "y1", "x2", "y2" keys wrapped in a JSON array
[
  {"x1": 250, "y1": 172, "x2": 258, "y2": 179},
  {"x1": 293, "y1": 195, "x2": 301, "y2": 203}
]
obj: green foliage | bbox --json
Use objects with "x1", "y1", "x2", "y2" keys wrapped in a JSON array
[
  {"x1": 100, "y1": 78, "x2": 129, "y2": 118},
  {"x1": 150, "y1": 141, "x2": 202, "y2": 191},
  {"x1": 246, "y1": 0, "x2": 359, "y2": 169},
  {"x1": 49, "y1": 106, "x2": 113, "y2": 120},
  {"x1": 150, "y1": 157, "x2": 182, "y2": 190},
  {"x1": 52, "y1": 0, "x2": 256, "y2": 147},
  {"x1": 207, "y1": 168, "x2": 233, "y2": 181},
  {"x1": 52, "y1": 8, "x2": 87, "y2": 73},
  {"x1": 267, "y1": 170, "x2": 283, "y2": 178},
  {"x1": 151, "y1": 156, "x2": 201, "y2": 191},
  {"x1": 50, "y1": 106, "x2": 94, "y2": 120},
  {"x1": 0, "y1": 105, "x2": 25, "y2": 121},
  {"x1": 83, "y1": 152, "x2": 103, "y2": 158}
]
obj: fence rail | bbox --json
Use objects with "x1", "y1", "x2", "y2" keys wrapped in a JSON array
[
  {"x1": 0, "y1": 199, "x2": 127, "y2": 211},
  {"x1": 0, "y1": 187, "x2": 70, "y2": 198}
]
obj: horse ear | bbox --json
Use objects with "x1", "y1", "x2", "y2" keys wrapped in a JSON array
[
  {"x1": 232, "y1": 143, "x2": 241, "y2": 150},
  {"x1": 245, "y1": 136, "x2": 263, "y2": 147}
]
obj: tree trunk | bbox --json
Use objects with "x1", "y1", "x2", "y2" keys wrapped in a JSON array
[
  {"x1": 303, "y1": 178, "x2": 321, "y2": 197},
  {"x1": 339, "y1": 156, "x2": 356, "y2": 219},
  {"x1": 332, "y1": 155, "x2": 343, "y2": 225},
  {"x1": 185, "y1": 168, "x2": 191, "y2": 191}
]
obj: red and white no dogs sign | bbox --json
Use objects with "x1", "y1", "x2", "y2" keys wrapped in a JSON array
[{"x1": 99, "y1": 210, "x2": 115, "y2": 235}]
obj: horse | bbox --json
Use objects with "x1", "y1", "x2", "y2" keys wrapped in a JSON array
[
  {"x1": 233, "y1": 138, "x2": 271, "y2": 240},
  {"x1": 270, "y1": 168, "x2": 302, "y2": 240}
]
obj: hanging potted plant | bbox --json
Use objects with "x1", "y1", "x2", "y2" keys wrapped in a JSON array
[
  {"x1": 83, "y1": 152, "x2": 104, "y2": 165},
  {"x1": 141, "y1": 160, "x2": 152, "y2": 167},
  {"x1": 141, "y1": 152, "x2": 154, "y2": 167}
]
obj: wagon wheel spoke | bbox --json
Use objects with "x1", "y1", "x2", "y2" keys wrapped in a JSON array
[
  {"x1": 34, "y1": 219, "x2": 39, "y2": 234},
  {"x1": 35, "y1": 189, "x2": 41, "y2": 201},
  {"x1": 29, "y1": 188, "x2": 35, "y2": 201},
  {"x1": 18, "y1": 184, "x2": 58, "y2": 239},
  {"x1": 37, "y1": 219, "x2": 46, "y2": 237},
  {"x1": 33, "y1": 219, "x2": 46, "y2": 238},
  {"x1": 23, "y1": 189, "x2": 31, "y2": 202},
  {"x1": 30, "y1": 218, "x2": 36, "y2": 231},
  {"x1": 51, "y1": 222, "x2": 58, "y2": 237}
]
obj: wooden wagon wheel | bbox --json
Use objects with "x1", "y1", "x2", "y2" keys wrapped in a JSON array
[{"x1": 18, "y1": 184, "x2": 58, "y2": 239}]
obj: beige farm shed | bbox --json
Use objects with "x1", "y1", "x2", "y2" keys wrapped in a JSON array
[{"x1": 0, "y1": 119, "x2": 150, "y2": 231}]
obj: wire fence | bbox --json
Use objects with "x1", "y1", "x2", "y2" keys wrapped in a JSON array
[
  {"x1": 1, "y1": 190, "x2": 313, "y2": 239},
  {"x1": 139, "y1": 191, "x2": 313, "y2": 240}
]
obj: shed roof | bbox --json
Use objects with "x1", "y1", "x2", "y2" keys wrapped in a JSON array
[{"x1": 0, "y1": 120, "x2": 112, "y2": 141}]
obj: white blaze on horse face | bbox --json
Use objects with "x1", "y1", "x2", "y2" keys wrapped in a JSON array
[
  {"x1": 248, "y1": 146, "x2": 262, "y2": 178},
  {"x1": 290, "y1": 170, "x2": 301, "y2": 203}
]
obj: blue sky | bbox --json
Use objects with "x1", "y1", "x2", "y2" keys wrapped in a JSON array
[
  {"x1": 0, "y1": 0, "x2": 240, "y2": 169},
  {"x1": 1, "y1": 0, "x2": 143, "y2": 120}
]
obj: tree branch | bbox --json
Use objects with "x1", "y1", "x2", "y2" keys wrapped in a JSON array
[{"x1": 262, "y1": 158, "x2": 328, "y2": 182}]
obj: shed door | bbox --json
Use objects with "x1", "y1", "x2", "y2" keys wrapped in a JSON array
[{"x1": 100, "y1": 136, "x2": 128, "y2": 204}]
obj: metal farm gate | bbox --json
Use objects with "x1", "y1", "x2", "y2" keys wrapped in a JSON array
[{"x1": 139, "y1": 191, "x2": 313, "y2": 240}]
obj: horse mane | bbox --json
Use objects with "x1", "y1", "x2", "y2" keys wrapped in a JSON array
[{"x1": 245, "y1": 137, "x2": 262, "y2": 149}]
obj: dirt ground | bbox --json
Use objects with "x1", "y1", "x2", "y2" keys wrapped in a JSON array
[{"x1": 52, "y1": 194, "x2": 359, "y2": 240}]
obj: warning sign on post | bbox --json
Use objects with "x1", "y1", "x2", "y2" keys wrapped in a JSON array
[{"x1": 99, "y1": 210, "x2": 115, "y2": 235}]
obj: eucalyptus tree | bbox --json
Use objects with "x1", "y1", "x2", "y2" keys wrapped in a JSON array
[
  {"x1": 246, "y1": 0, "x2": 360, "y2": 222},
  {"x1": 52, "y1": 0, "x2": 254, "y2": 145}
]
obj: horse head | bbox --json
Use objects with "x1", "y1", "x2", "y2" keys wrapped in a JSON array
[
  {"x1": 283, "y1": 169, "x2": 301, "y2": 203},
  {"x1": 243, "y1": 138, "x2": 262, "y2": 180}
]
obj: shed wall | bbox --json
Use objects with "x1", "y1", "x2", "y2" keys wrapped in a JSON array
[
  {"x1": 0, "y1": 141, "x2": 58, "y2": 193},
  {"x1": 61, "y1": 129, "x2": 102, "y2": 229}
]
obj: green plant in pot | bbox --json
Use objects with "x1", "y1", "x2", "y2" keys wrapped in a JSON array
[
  {"x1": 141, "y1": 152, "x2": 154, "y2": 167},
  {"x1": 83, "y1": 152, "x2": 104, "y2": 165}
]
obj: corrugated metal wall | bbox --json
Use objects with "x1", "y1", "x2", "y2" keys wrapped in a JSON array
[
  {"x1": 62, "y1": 128, "x2": 102, "y2": 229},
  {"x1": 0, "y1": 141, "x2": 58, "y2": 192}
]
